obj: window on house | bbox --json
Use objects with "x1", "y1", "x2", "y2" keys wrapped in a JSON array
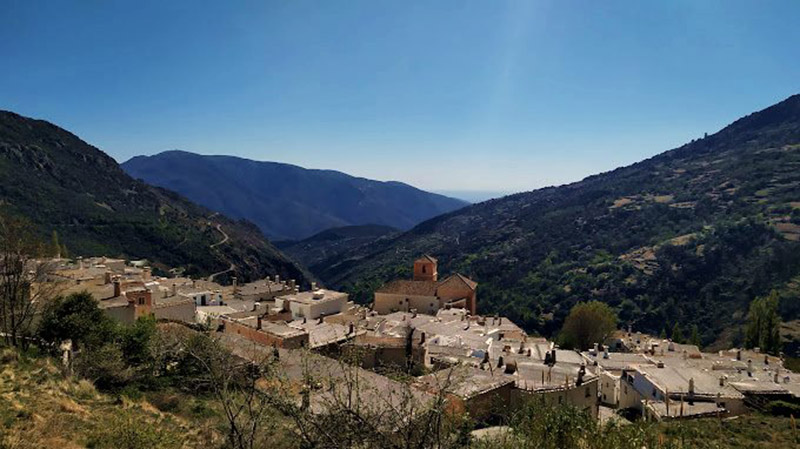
[{"x1": 138, "y1": 298, "x2": 145, "y2": 305}]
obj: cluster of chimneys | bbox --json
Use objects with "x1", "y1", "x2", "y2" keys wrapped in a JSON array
[
  {"x1": 259, "y1": 274, "x2": 306, "y2": 294},
  {"x1": 543, "y1": 349, "x2": 557, "y2": 366},
  {"x1": 590, "y1": 343, "x2": 610, "y2": 359}
]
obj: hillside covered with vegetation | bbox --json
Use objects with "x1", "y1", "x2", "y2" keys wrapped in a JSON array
[
  {"x1": 276, "y1": 224, "x2": 399, "y2": 269},
  {"x1": 0, "y1": 111, "x2": 307, "y2": 284},
  {"x1": 316, "y1": 95, "x2": 800, "y2": 349}
]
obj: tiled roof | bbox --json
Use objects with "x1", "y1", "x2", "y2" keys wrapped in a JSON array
[
  {"x1": 415, "y1": 255, "x2": 438, "y2": 264},
  {"x1": 375, "y1": 280, "x2": 438, "y2": 296},
  {"x1": 376, "y1": 273, "x2": 477, "y2": 296},
  {"x1": 447, "y1": 273, "x2": 478, "y2": 290}
]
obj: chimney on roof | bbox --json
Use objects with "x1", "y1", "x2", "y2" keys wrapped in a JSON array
[
  {"x1": 747, "y1": 359, "x2": 753, "y2": 377},
  {"x1": 275, "y1": 275, "x2": 280, "y2": 283},
  {"x1": 764, "y1": 355, "x2": 769, "y2": 365},
  {"x1": 232, "y1": 276, "x2": 238, "y2": 291},
  {"x1": 420, "y1": 332, "x2": 426, "y2": 345},
  {"x1": 603, "y1": 346, "x2": 609, "y2": 359},
  {"x1": 736, "y1": 349, "x2": 742, "y2": 361},
  {"x1": 504, "y1": 360, "x2": 517, "y2": 375},
  {"x1": 497, "y1": 355, "x2": 504, "y2": 369},
  {"x1": 257, "y1": 315, "x2": 262, "y2": 330},
  {"x1": 348, "y1": 323, "x2": 355, "y2": 335},
  {"x1": 302, "y1": 317, "x2": 307, "y2": 324},
  {"x1": 311, "y1": 282, "x2": 317, "y2": 290},
  {"x1": 113, "y1": 280, "x2": 121, "y2": 297},
  {"x1": 318, "y1": 316, "x2": 323, "y2": 324},
  {"x1": 289, "y1": 279, "x2": 296, "y2": 290},
  {"x1": 719, "y1": 376, "x2": 725, "y2": 387},
  {"x1": 688, "y1": 378, "x2": 695, "y2": 406},
  {"x1": 577, "y1": 364, "x2": 586, "y2": 386}
]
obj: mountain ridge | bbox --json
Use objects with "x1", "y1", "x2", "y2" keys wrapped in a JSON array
[{"x1": 122, "y1": 150, "x2": 468, "y2": 241}]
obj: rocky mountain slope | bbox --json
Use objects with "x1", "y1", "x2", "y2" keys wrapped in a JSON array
[
  {"x1": 122, "y1": 151, "x2": 468, "y2": 241},
  {"x1": 0, "y1": 111, "x2": 307, "y2": 284},
  {"x1": 314, "y1": 95, "x2": 800, "y2": 348}
]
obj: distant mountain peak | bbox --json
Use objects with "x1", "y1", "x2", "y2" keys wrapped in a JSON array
[{"x1": 122, "y1": 151, "x2": 468, "y2": 240}]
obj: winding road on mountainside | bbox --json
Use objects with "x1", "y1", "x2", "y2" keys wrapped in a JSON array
[{"x1": 207, "y1": 218, "x2": 235, "y2": 282}]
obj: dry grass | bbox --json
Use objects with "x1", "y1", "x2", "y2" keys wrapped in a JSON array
[{"x1": 0, "y1": 348, "x2": 212, "y2": 449}]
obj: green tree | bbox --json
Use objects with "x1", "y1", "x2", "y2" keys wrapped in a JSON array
[
  {"x1": 38, "y1": 291, "x2": 117, "y2": 350},
  {"x1": 690, "y1": 324, "x2": 701, "y2": 347},
  {"x1": 671, "y1": 322, "x2": 684, "y2": 344},
  {"x1": 559, "y1": 301, "x2": 618, "y2": 350},
  {"x1": 121, "y1": 315, "x2": 157, "y2": 367},
  {"x1": 660, "y1": 328, "x2": 667, "y2": 339},
  {"x1": 745, "y1": 290, "x2": 782, "y2": 355},
  {"x1": 51, "y1": 230, "x2": 60, "y2": 257}
]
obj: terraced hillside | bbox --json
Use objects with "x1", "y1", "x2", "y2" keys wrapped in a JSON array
[{"x1": 315, "y1": 95, "x2": 800, "y2": 349}]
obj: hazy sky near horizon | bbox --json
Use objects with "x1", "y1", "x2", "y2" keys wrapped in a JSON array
[{"x1": 1, "y1": 1, "x2": 798, "y2": 193}]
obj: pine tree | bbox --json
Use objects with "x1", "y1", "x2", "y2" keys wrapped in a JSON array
[
  {"x1": 671, "y1": 322, "x2": 684, "y2": 344},
  {"x1": 660, "y1": 328, "x2": 667, "y2": 339},
  {"x1": 690, "y1": 324, "x2": 701, "y2": 347},
  {"x1": 51, "y1": 230, "x2": 60, "y2": 257}
]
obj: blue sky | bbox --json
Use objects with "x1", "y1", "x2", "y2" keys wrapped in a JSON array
[{"x1": 1, "y1": 1, "x2": 798, "y2": 195}]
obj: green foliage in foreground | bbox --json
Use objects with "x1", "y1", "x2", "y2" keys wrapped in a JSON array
[
  {"x1": 475, "y1": 400, "x2": 800, "y2": 449},
  {"x1": 38, "y1": 291, "x2": 159, "y2": 390}
]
